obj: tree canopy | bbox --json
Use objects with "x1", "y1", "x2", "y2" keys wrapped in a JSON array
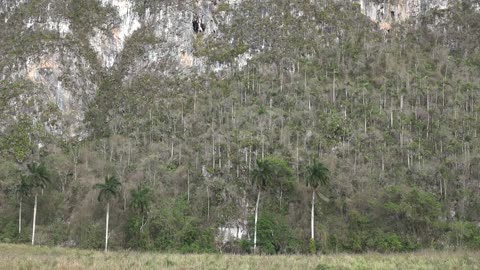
[{"x1": 94, "y1": 176, "x2": 122, "y2": 203}]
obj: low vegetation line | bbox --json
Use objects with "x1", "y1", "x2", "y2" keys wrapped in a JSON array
[{"x1": 1, "y1": 244, "x2": 480, "y2": 270}]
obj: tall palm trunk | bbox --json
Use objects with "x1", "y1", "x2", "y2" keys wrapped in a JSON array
[
  {"x1": 18, "y1": 201, "x2": 22, "y2": 234},
  {"x1": 253, "y1": 190, "x2": 261, "y2": 253},
  {"x1": 311, "y1": 191, "x2": 315, "y2": 240},
  {"x1": 207, "y1": 185, "x2": 210, "y2": 221},
  {"x1": 105, "y1": 202, "x2": 110, "y2": 252},
  {"x1": 32, "y1": 194, "x2": 37, "y2": 245}
]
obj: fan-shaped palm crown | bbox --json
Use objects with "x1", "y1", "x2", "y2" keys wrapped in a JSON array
[
  {"x1": 26, "y1": 163, "x2": 50, "y2": 190},
  {"x1": 252, "y1": 157, "x2": 293, "y2": 190},
  {"x1": 130, "y1": 186, "x2": 152, "y2": 214},
  {"x1": 94, "y1": 176, "x2": 122, "y2": 202},
  {"x1": 252, "y1": 159, "x2": 274, "y2": 189},
  {"x1": 16, "y1": 176, "x2": 32, "y2": 198},
  {"x1": 307, "y1": 160, "x2": 329, "y2": 190}
]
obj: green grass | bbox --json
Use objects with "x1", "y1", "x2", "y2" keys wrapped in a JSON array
[{"x1": 0, "y1": 244, "x2": 479, "y2": 269}]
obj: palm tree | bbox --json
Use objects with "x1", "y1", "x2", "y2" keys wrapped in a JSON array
[
  {"x1": 306, "y1": 160, "x2": 329, "y2": 253},
  {"x1": 251, "y1": 157, "x2": 293, "y2": 253},
  {"x1": 251, "y1": 159, "x2": 274, "y2": 253},
  {"x1": 94, "y1": 176, "x2": 122, "y2": 252},
  {"x1": 26, "y1": 163, "x2": 50, "y2": 245},
  {"x1": 130, "y1": 186, "x2": 152, "y2": 232},
  {"x1": 14, "y1": 176, "x2": 31, "y2": 235}
]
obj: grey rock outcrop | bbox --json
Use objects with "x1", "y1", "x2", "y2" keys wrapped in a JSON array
[
  {"x1": 356, "y1": 0, "x2": 450, "y2": 23},
  {"x1": 0, "y1": 0, "x2": 462, "y2": 138}
]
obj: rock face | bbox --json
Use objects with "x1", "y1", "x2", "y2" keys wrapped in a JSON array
[
  {"x1": 0, "y1": 0, "x2": 28, "y2": 17},
  {"x1": 0, "y1": 0, "x2": 236, "y2": 137},
  {"x1": 89, "y1": 0, "x2": 141, "y2": 69},
  {"x1": 356, "y1": 0, "x2": 450, "y2": 23},
  {"x1": 217, "y1": 219, "x2": 248, "y2": 244},
  {"x1": 0, "y1": 0, "x2": 459, "y2": 138}
]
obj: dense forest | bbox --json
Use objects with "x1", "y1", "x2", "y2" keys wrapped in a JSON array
[{"x1": 1, "y1": 0, "x2": 480, "y2": 254}]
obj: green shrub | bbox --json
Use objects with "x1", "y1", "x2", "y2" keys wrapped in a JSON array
[
  {"x1": 449, "y1": 221, "x2": 480, "y2": 250},
  {"x1": 309, "y1": 238, "x2": 317, "y2": 254},
  {"x1": 73, "y1": 223, "x2": 103, "y2": 249},
  {"x1": 0, "y1": 220, "x2": 17, "y2": 243},
  {"x1": 47, "y1": 221, "x2": 70, "y2": 245},
  {"x1": 374, "y1": 233, "x2": 404, "y2": 252},
  {"x1": 125, "y1": 216, "x2": 153, "y2": 250},
  {"x1": 253, "y1": 211, "x2": 299, "y2": 254},
  {"x1": 150, "y1": 199, "x2": 216, "y2": 253}
]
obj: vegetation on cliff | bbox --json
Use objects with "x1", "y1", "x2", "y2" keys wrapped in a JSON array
[{"x1": 1, "y1": 0, "x2": 480, "y2": 254}]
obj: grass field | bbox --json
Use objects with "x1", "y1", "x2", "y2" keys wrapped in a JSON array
[{"x1": 0, "y1": 244, "x2": 479, "y2": 270}]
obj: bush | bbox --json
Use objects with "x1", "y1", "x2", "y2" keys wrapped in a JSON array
[
  {"x1": 252, "y1": 211, "x2": 300, "y2": 254},
  {"x1": 449, "y1": 221, "x2": 480, "y2": 250},
  {"x1": 309, "y1": 238, "x2": 316, "y2": 254},
  {"x1": 125, "y1": 216, "x2": 153, "y2": 250},
  {"x1": 374, "y1": 233, "x2": 405, "y2": 253},
  {"x1": 72, "y1": 223, "x2": 103, "y2": 249},
  {"x1": 0, "y1": 220, "x2": 17, "y2": 243},
  {"x1": 150, "y1": 199, "x2": 216, "y2": 253},
  {"x1": 47, "y1": 220, "x2": 70, "y2": 245}
]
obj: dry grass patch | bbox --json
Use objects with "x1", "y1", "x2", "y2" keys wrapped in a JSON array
[{"x1": 0, "y1": 244, "x2": 479, "y2": 270}]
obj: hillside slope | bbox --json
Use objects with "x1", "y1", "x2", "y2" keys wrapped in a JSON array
[{"x1": 1, "y1": 0, "x2": 480, "y2": 253}]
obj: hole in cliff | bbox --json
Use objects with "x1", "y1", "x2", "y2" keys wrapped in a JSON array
[
  {"x1": 391, "y1": 11, "x2": 395, "y2": 19},
  {"x1": 193, "y1": 19, "x2": 200, "y2": 33},
  {"x1": 193, "y1": 17, "x2": 206, "y2": 33}
]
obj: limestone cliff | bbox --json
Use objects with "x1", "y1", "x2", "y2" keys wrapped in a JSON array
[
  {"x1": 0, "y1": 0, "x2": 470, "y2": 139},
  {"x1": 356, "y1": 0, "x2": 450, "y2": 23}
]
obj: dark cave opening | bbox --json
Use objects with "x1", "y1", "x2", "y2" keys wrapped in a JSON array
[
  {"x1": 391, "y1": 11, "x2": 395, "y2": 20},
  {"x1": 193, "y1": 19, "x2": 200, "y2": 33},
  {"x1": 193, "y1": 17, "x2": 206, "y2": 33}
]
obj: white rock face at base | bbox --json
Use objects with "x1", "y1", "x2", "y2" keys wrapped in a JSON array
[{"x1": 217, "y1": 220, "x2": 248, "y2": 244}]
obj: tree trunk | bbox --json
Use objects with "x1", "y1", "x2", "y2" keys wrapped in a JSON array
[
  {"x1": 254, "y1": 190, "x2": 261, "y2": 253},
  {"x1": 280, "y1": 189, "x2": 283, "y2": 208},
  {"x1": 140, "y1": 215, "x2": 146, "y2": 233},
  {"x1": 187, "y1": 171, "x2": 190, "y2": 203},
  {"x1": 311, "y1": 191, "x2": 315, "y2": 240},
  {"x1": 105, "y1": 202, "x2": 110, "y2": 252},
  {"x1": 32, "y1": 194, "x2": 37, "y2": 245},
  {"x1": 18, "y1": 201, "x2": 22, "y2": 235},
  {"x1": 332, "y1": 71, "x2": 336, "y2": 104},
  {"x1": 207, "y1": 185, "x2": 210, "y2": 221}
]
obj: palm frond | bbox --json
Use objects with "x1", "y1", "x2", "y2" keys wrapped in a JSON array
[
  {"x1": 307, "y1": 160, "x2": 329, "y2": 189},
  {"x1": 94, "y1": 175, "x2": 122, "y2": 202},
  {"x1": 26, "y1": 162, "x2": 50, "y2": 190}
]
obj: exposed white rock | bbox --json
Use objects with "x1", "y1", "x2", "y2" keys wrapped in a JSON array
[
  {"x1": 90, "y1": 28, "x2": 117, "y2": 68},
  {"x1": 1, "y1": 49, "x2": 97, "y2": 138},
  {"x1": 225, "y1": 0, "x2": 244, "y2": 7},
  {"x1": 217, "y1": 219, "x2": 248, "y2": 244},
  {"x1": 1, "y1": 0, "x2": 467, "y2": 140},
  {"x1": 89, "y1": 0, "x2": 141, "y2": 68},
  {"x1": 236, "y1": 52, "x2": 252, "y2": 70},
  {"x1": 0, "y1": 0, "x2": 28, "y2": 19},
  {"x1": 46, "y1": 18, "x2": 71, "y2": 36},
  {"x1": 101, "y1": 0, "x2": 141, "y2": 40},
  {"x1": 25, "y1": 17, "x2": 71, "y2": 37},
  {"x1": 357, "y1": 0, "x2": 450, "y2": 23}
]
